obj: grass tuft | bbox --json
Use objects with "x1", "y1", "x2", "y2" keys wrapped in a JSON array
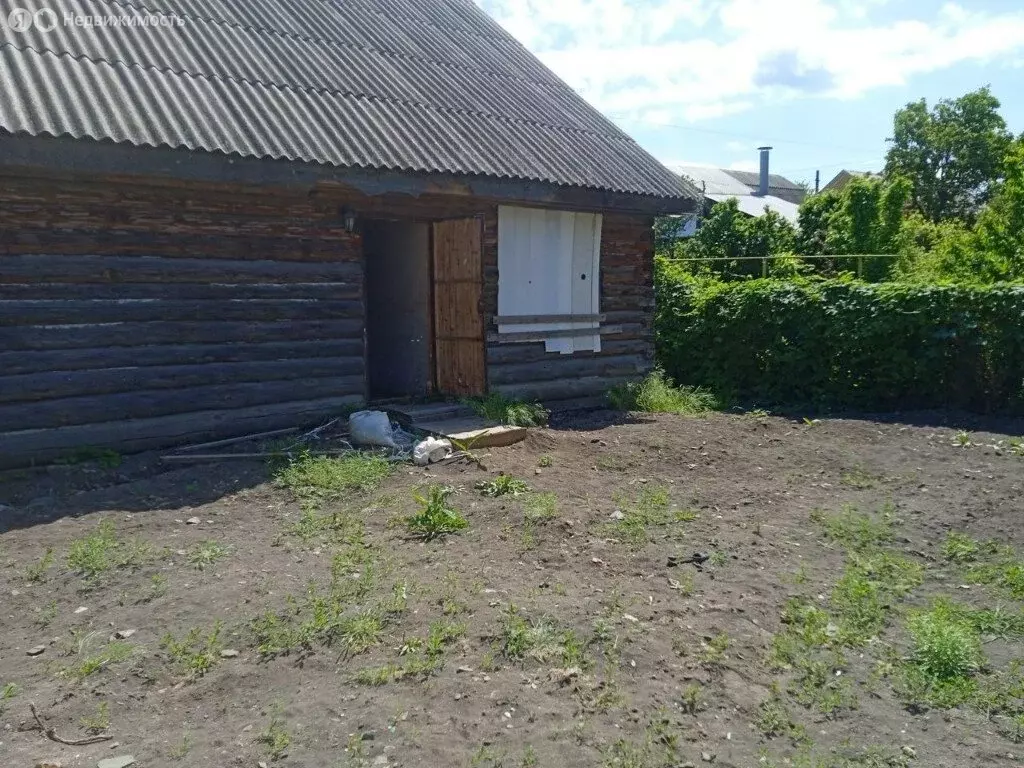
[
  {"x1": 607, "y1": 368, "x2": 718, "y2": 415},
  {"x1": 942, "y1": 532, "x2": 980, "y2": 563},
  {"x1": 66, "y1": 520, "x2": 150, "y2": 582},
  {"x1": 600, "y1": 486, "x2": 695, "y2": 550},
  {"x1": 466, "y1": 393, "x2": 549, "y2": 427},
  {"x1": 812, "y1": 504, "x2": 893, "y2": 552},
  {"x1": 187, "y1": 540, "x2": 231, "y2": 570},
  {"x1": 500, "y1": 605, "x2": 587, "y2": 668},
  {"x1": 161, "y1": 623, "x2": 224, "y2": 678},
  {"x1": 476, "y1": 474, "x2": 530, "y2": 498},
  {"x1": 274, "y1": 452, "x2": 392, "y2": 500}
]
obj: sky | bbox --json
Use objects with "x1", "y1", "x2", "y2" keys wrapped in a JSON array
[{"x1": 475, "y1": 0, "x2": 1024, "y2": 189}]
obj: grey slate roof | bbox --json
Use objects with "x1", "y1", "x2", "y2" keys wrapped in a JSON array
[
  {"x1": 714, "y1": 170, "x2": 807, "y2": 205},
  {"x1": 0, "y1": 0, "x2": 696, "y2": 201}
]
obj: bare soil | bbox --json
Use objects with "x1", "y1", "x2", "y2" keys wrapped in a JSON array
[{"x1": 2, "y1": 410, "x2": 1023, "y2": 768}]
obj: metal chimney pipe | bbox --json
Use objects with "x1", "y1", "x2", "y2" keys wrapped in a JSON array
[{"x1": 757, "y1": 146, "x2": 772, "y2": 196}]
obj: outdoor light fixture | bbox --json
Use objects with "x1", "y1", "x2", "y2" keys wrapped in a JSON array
[{"x1": 340, "y1": 207, "x2": 357, "y2": 233}]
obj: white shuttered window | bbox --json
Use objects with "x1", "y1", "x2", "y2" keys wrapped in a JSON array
[{"x1": 497, "y1": 206, "x2": 602, "y2": 354}]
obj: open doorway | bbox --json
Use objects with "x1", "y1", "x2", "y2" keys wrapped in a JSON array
[{"x1": 363, "y1": 220, "x2": 432, "y2": 400}]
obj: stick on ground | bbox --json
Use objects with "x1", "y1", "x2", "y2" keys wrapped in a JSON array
[{"x1": 29, "y1": 703, "x2": 113, "y2": 746}]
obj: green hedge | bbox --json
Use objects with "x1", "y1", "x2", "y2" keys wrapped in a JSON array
[{"x1": 655, "y1": 261, "x2": 1024, "y2": 412}]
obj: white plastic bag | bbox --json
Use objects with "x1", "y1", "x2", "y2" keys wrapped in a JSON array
[
  {"x1": 348, "y1": 410, "x2": 399, "y2": 449},
  {"x1": 413, "y1": 437, "x2": 453, "y2": 466}
]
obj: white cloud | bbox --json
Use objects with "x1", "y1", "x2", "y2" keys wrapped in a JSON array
[{"x1": 477, "y1": 0, "x2": 1024, "y2": 124}]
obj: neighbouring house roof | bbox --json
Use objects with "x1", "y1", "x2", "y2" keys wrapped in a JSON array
[
  {"x1": 822, "y1": 170, "x2": 878, "y2": 194},
  {"x1": 669, "y1": 164, "x2": 805, "y2": 223},
  {"x1": 706, "y1": 193, "x2": 801, "y2": 224},
  {"x1": 671, "y1": 165, "x2": 807, "y2": 205},
  {"x1": 0, "y1": 0, "x2": 697, "y2": 202}
]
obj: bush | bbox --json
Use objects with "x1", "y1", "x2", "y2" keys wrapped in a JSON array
[
  {"x1": 608, "y1": 369, "x2": 718, "y2": 415},
  {"x1": 655, "y1": 262, "x2": 1024, "y2": 412}
]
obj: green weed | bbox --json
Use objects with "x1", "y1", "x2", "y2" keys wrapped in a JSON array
[
  {"x1": 500, "y1": 605, "x2": 587, "y2": 667},
  {"x1": 161, "y1": 623, "x2": 224, "y2": 678},
  {"x1": 143, "y1": 573, "x2": 168, "y2": 602},
  {"x1": 756, "y1": 698, "x2": 808, "y2": 743},
  {"x1": 680, "y1": 683, "x2": 702, "y2": 714},
  {"x1": 34, "y1": 599, "x2": 58, "y2": 628},
  {"x1": 25, "y1": 548, "x2": 54, "y2": 583},
  {"x1": 841, "y1": 466, "x2": 880, "y2": 489},
  {"x1": 523, "y1": 492, "x2": 559, "y2": 523},
  {"x1": 275, "y1": 452, "x2": 392, "y2": 500},
  {"x1": 466, "y1": 393, "x2": 549, "y2": 427},
  {"x1": 700, "y1": 632, "x2": 730, "y2": 663},
  {"x1": 61, "y1": 640, "x2": 135, "y2": 681},
  {"x1": 168, "y1": 734, "x2": 193, "y2": 760},
  {"x1": 406, "y1": 485, "x2": 468, "y2": 540},
  {"x1": 258, "y1": 707, "x2": 292, "y2": 761},
  {"x1": 908, "y1": 604, "x2": 984, "y2": 680},
  {"x1": 607, "y1": 368, "x2": 718, "y2": 415},
  {"x1": 476, "y1": 474, "x2": 530, "y2": 497},
  {"x1": 538, "y1": 455, "x2": 554, "y2": 468},
  {"x1": 0, "y1": 682, "x2": 19, "y2": 715},
  {"x1": 187, "y1": 540, "x2": 231, "y2": 570},
  {"x1": 79, "y1": 701, "x2": 110, "y2": 734},
  {"x1": 66, "y1": 521, "x2": 150, "y2": 581},
  {"x1": 812, "y1": 505, "x2": 893, "y2": 552},
  {"x1": 600, "y1": 486, "x2": 694, "y2": 550},
  {"x1": 353, "y1": 657, "x2": 437, "y2": 686},
  {"x1": 942, "y1": 532, "x2": 980, "y2": 563}
]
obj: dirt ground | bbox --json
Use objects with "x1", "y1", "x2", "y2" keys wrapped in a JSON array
[{"x1": 2, "y1": 409, "x2": 1023, "y2": 768}]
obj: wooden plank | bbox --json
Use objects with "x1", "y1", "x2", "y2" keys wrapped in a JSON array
[
  {"x1": 494, "y1": 314, "x2": 605, "y2": 325},
  {"x1": 0, "y1": 299, "x2": 364, "y2": 325},
  {"x1": 0, "y1": 255, "x2": 363, "y2": 284},
  {"x1": 0, "y1": 282, "x2": 362, "y2": 301},
  {"x1": 487, "y1": 339, "x2": 653, "y2": 365},
  {"x1": 0, "y1": 320, "x2": 365, "y2": 350},
  {"x1": 487, "y1": 325, "x2": 627, "y2": 344},
  {"x1": 0, "y1": 358, "x2": 366, "y2": 404},
  {"x1": 0, "y1": 339, "x2": 365, "y2": 376},
  {"x1": 0, "y1": 396, "x2": 364, "y2": 469},
  {"x1": 488, "y1": 354, "x2": 648, "y2": 387},
  {"x1": 0, "y1": 377, "x2": 366, "y2": 432},
  {"x1": 433, "y1": 218, "x2": 486, "y2": 396}
]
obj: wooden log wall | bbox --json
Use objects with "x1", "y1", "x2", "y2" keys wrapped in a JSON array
[
  {"x1": 0, "y1": 165, "x2": 655, "y2": 466},
  {"x1": 484, "y1": 212, "x2": 656, "y2": 405},
  {"x1": 0, "y1": 172, "x2": 373, "y2": 467}
]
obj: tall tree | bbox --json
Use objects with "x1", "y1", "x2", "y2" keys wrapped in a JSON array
[{"x1": 884, "y1": 87, "x2": 1012, "y2": 224}]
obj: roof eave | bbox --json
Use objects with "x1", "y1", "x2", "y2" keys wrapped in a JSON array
[{"x1": 0, "y1": 132, "x2": 698, "y2": 215}]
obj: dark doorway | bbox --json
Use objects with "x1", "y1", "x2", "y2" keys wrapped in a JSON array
[{"x1": 363, "y1": 220, "x2": 432, "y2": 399}]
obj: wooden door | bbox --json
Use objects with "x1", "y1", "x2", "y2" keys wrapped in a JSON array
[{"x1": 433, "y1": 218, "x2": 486, "y2": 396}]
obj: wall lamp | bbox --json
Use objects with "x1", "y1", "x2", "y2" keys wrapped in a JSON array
[{"x1": 340, "y1": 207, "x2": 357, "y2": 233}]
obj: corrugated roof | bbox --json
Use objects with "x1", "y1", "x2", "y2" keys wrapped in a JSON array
[
  {"x1": 706, "y1": 193, "x2": 801, "y2": 224},
  {"x1": 0, "y1": 0, "x2": 697, "y2": 201},
  {"x1": 671, "y1": 164, "x2": 806, "y2": 206},
  {"x1": 671, "y1": 165, "x2": 752, "y2": 197}
]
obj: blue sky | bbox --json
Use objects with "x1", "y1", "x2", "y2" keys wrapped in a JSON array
[{"x1": 476, "y1": 0, "x2": 1024, "y2": 189}]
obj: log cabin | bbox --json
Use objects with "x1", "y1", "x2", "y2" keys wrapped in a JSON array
[{"x1": 0, "y1": 0, "x2": 698, "y2": 466}]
